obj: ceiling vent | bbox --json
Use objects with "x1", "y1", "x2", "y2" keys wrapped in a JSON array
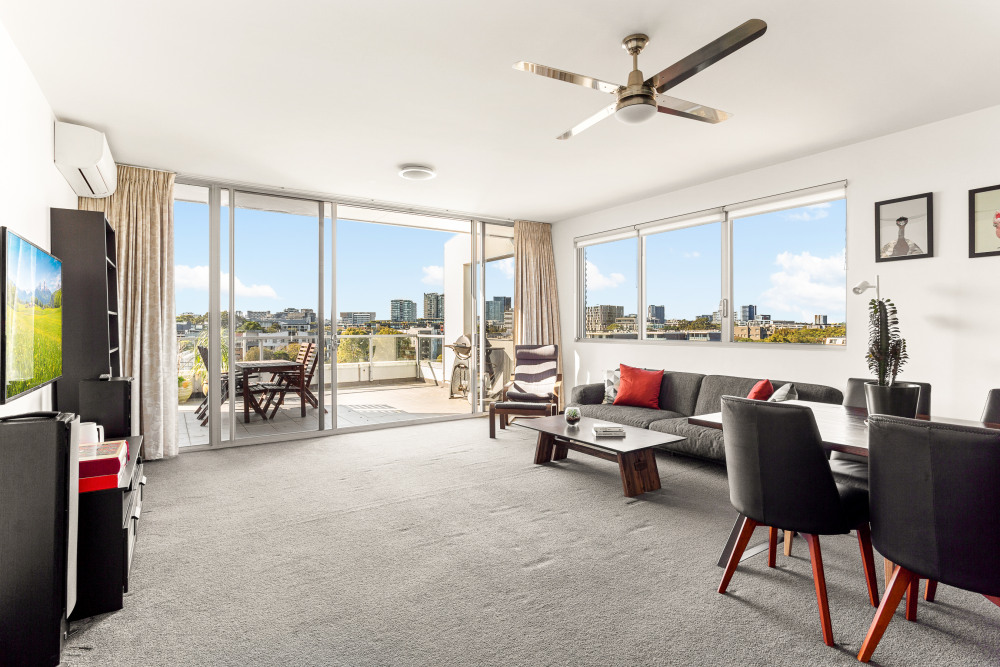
[{"x1": 54, "y1": 121, "x2": 117, "y2": 198}]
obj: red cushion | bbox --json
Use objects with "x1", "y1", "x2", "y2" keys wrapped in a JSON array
[
  {"x1": 747, "y1": 379, "x2": 775, "y2": 401},
  {"x1": 613, "y1": 364, "x2": 663, "y2": 409}
]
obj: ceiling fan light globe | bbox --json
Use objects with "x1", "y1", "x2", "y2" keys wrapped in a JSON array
[{"x1": 615, "y1": 101, "x2": 657, "y2": 124}]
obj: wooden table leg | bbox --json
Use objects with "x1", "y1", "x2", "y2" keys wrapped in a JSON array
[
  {"x1": 533, "y1": 432, "x2": 555, "y2": 464},
  {"x1": 635, "y1": 449, "x2": 660, "y2": 492},
  {"x1": 489, "y1": 403, "x2": 496, "y2": 438},
  {"x1": 617, "y1": 452, "x2": 642, "y2": 497},
  {"x1": 243, "y1": 369, "x2": 250, "y2": 423},
  {"x1": 552, "y1": 438, "x2": 568, "y2": 460},
  {"x1": 299, "y1": 364, "x2": 306, "y2": 417}
]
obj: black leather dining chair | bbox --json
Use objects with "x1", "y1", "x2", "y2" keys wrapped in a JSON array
[
  {"x1": 983, "y1": 389, "x2": 1000, "y2": 425},
  {"x1": 717, "y1": 397, "x2": 879, "y2": 647},
  {"x1": 858, "y1": 415, "x2": 1000, "y2": 662},
  {"x1": 830, "y1": 378, "x2": 932, "y2": 488}
]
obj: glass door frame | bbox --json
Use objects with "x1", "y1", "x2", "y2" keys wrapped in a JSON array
[{"x1": 180, "y1": 177, "x2": 509, "y2": 451}]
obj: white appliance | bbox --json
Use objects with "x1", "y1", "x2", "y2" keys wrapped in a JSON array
[{"x1": 53, "y1": 121, "x2": 117, "y2": 198}]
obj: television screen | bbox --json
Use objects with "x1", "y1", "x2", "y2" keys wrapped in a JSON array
[{"x1": 2, "y1": 228, "x2": 63, "y2": 403}]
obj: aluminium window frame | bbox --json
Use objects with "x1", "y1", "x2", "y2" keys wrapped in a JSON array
[{"x1": 574, "y1": 181, "x2": 848, "y2": 346}]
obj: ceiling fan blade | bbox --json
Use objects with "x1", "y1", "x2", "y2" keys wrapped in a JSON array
[
  {"x1": 556, "y1": 103, "x2": 616, "y2": 140},
  {"x1": 645, "y1": 19, "x2": 767, "y2": 94},
  {"x1": 513, "y1": 61, "x2": 622, "y2": 95},
  {"x1": 656, "y1": 94, "x2": 732, "y2": 124}
]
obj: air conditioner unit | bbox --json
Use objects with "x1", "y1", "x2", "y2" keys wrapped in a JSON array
[{"x1": 54, "y1": 121, "x2": 117, "y2": 198}]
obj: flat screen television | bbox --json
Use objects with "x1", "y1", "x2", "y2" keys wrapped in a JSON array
[{"x1": 1, "y1": 228, "x2": 63, "y2": 403}]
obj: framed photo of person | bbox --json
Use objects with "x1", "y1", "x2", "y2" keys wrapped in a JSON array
[
  {"x1": 874, "y1": 192, "x2": 933, "y2": 263},
  {"x1": 969, "y1": 184, "x2": 1000, "y2": 258}
]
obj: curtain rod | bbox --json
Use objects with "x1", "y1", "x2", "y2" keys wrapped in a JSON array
[{"x1": 116, "y1": 162, "x2": 176, "y2": 175}]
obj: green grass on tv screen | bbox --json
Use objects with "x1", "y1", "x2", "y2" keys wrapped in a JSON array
[{"x1": 5, "y1": 301, "x2": 62, "y2": 400}]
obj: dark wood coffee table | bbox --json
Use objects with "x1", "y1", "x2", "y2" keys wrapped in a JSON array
[{"x1": 517, "y1": 415, "x2": 685, "y2": 497}]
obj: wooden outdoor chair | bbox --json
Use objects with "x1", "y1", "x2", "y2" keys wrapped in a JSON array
[
  {"x1": 195, "y1": 345, "x2": 266, "y2": 426},
  {"x1": 261, "y1": 344, "x2": 321, "y2": 418}
]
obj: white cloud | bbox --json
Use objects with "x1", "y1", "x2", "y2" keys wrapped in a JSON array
[
  {"x1": 759, "y1": 250, "x2": 845, "y2": 321},
  {"x1": 784, "y1": 202, "x2": 831, "y2": 222},
  {"x1": 174, "y1": 265, "x2": 278, "y2": 299},
  {"x1": 585, "y1": 260, "x2": 625, "y2": 290},
  {"x1": 493, "y1": 257, "x2": 515, "y2": 280},
  {"x1": 421, "y1": 265, "x2": 444, "y2": 285},
  {"x1": 683, "y1": 251, "x2": 701, "y2": 259}
]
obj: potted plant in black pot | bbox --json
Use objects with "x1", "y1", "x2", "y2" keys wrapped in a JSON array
[{"x1": 865, "y1": 297, "x2": 919, "y2": 417}]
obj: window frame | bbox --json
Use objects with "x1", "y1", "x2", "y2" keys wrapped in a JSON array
[{"x1": 574, "y1": 183, "x2": 847, "y2": 347}]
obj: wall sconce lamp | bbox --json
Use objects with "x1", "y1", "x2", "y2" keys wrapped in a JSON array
[{"x1": 852, "y1": 276, "x2": 880, "y2": 300}]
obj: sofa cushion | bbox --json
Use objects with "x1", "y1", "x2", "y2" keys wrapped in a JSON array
[
  {"x1": 648, "y1": 417, "x2": 726, "y2": 462},
  {"x1": 602, "y1": 369, "x2": 621, "y2": 404},
  {"x1": 578, "y1": 404, "x2": 684, "y2": 429},
  {"x1": 771, "y1": 379, "x2": 843, "y2": 405},
  {"x1": 614, "y1": 365, "x2": 663, "y2": 409},
  {"x1": 658, "y1": 371, "x2": 706, "y2": 415},
  {"x1": 747, "y1": 379, "x2": 775, "y2": 400},
  {"x1": 693, "y1": 375, "x2": 844, "y2": 415},
  {"x1": 768, "y1": 383, "x2": 799, "y2": 402},
  {"x1": 693, "y1": 375, "x2": 763, "y2": 415},
  {"x1": 569, "y1": 383, "x2": 605, "y2": 406}
]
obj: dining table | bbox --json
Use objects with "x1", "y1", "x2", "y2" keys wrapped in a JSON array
[
  {"x1": 233, "y1": 359, "x2": 306, "y2": 423},
  {"x1": 689, "y1": 399, "x2": 1000, "y2": 567}
]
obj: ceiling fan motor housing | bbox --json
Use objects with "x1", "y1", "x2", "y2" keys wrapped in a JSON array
[{"x1": 616, "y1": 69, "x2": 657, "y2": 123}]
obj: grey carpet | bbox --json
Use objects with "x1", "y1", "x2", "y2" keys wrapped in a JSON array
[{"x1": 63, "y1": 419, "x2": 1000, "y2": 666}]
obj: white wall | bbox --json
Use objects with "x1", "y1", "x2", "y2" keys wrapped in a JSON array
[
  {"x1": 0, "y1": 19, "x2": 79, "y2": 415},
  {"x1": 552, "y1": 104, "x2": 1000, "y2": 421}
]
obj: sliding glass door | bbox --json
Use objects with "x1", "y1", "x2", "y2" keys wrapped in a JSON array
[{"x1": 174, "y1": 181, "x2": 508, "y2": 448}]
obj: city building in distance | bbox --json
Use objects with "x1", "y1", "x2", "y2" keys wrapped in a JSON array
[
  {"x1": 391, "y1": 299, "x2": 417, "y2": 322},
  {"x1": 423, "y1": 292, "x2": 444, "y2": 319},
  {"x1": 485, "y1": 296, "x2": 511, "y2": 323},
  {"x1": 341, "y1": 311, "x2": 376, "y2": 326},
  {"x1": 647, "y1": 304, "x2": 665, "y2": 324},
  {"x1": 586, "y1": 305, "x2": 623, "y2": 332}
]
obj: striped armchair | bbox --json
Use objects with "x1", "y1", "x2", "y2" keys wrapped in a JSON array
[{"x1": 503, "y1": 344, "x2": 561, "y2": 407}]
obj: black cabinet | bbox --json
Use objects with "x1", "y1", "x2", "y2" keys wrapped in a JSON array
[
  {"x1": 50, "y1": 208, "x2": 121, "y2": 415},
  {"x1": 71, "y1": 435, "x2": 144, "y2": 620},
  {"x1": 0, "y1": 413, "x2": 79, "y2": 667}
]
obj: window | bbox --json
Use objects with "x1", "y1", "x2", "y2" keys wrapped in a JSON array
[
  {"x1": 642, "y1": 213, "x2": 723, "y2": 342},
  {"x1": 580, "y1": 235, "x2": 638, "y2": 339},
  {"x1": 731, "y1": 198, "x2": 846, "y2": 345},
  {"x1": 576, "y1": 183, "x2": 847, "y2": 345}
]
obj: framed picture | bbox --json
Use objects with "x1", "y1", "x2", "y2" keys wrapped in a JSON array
[
  {"x1": 874, "y1": 192, "x2": 933, "y2": 263},
  {"x1": 969, "y1": 184, "x2": 1000, "y2": 258}
]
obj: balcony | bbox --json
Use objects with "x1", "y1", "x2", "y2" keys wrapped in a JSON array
[{"x1": 176, "y1": 332, "x2": 510, "y2": 447}]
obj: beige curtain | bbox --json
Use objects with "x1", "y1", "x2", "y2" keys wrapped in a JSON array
[
  {"x1": 80, "y1": 165, "x2": 177, "y2": 460},
  {"x1": 513, "y1": 220, "x2": 563, "y2": 400}
]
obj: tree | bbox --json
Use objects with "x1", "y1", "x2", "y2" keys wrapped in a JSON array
[
  {"x1": 238, "y1": 320, "x2": 262, "y2": 332},
  {"x1": 337, "y1": 327, "x2": 370, "y2": 363},
  {"x1": 266, "y1": 321, "x2": 282, "y2": 333}
]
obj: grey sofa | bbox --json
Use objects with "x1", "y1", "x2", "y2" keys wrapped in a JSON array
[{"x1": 568, "y1": 372, "x2": 843, "y2": 463}]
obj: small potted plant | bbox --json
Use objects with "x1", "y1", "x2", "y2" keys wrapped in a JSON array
[
  {"x1": 564, "y1": 406, "x2": 582, "y2": 426},
  {"x1": 864, "y1": 297, "x2": 920, "y2": 417}
]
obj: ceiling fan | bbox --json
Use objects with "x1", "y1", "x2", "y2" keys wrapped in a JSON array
[{"x1": 513, "y1": 19, "x2": 767, "y2": 140}]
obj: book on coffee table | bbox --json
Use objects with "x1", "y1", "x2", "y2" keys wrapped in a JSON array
[{"x1": 592, "y1": 423, "x2": 626, "y2": 437}]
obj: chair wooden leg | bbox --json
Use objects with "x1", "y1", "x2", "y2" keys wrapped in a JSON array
[
  {"x1": 804, "y1": 534, "x2": 834, "y2": 647},
  {"x1": 784, "y1": 530, "x2": 794, "y2": 556},
  {"x1": 924, "y1": 579, "x2": 938, "y2": 602},
  {"x1": 489, "y1": 403, "x2": 496, "y2": 438},
  {"x1": 883, "y1": 557, "x2": 895, "y2": 588},
  {"x1": 718, "y1": 517, "x2": 759, "y2": 594},
  {"x1": 858, "y1": 565, "x2": 917, "y2": 662},
  {"x1": 905, "y1": 576, "x2": 919, "y2": 621},
  {"x1": 856, "y1": 523, "x2": 880, "y2": 607},
  {"x1": 768, "y1": 527, "x2": 777, "y2": 568},
  {"x1": 268, "y1": 390, "x2": 287, "y2": 419}
]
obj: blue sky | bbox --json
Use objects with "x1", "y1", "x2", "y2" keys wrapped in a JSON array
[
  {"x1": 7, "y1": 231, "x2": 62, "y2": 295},
  {"x1": 174, "y1": 202, "x2": 515, "y2": 319},
  {"x1": 585, "y1": 199, "x2": 847, "y2": 322}
]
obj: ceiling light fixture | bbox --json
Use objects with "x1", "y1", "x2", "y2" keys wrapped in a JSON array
[{"x1": 398, "y1": 164, "x2": 436, "y2": 181}]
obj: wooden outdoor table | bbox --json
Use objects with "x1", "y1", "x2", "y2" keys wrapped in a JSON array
[{"x1": 234, "y1": 360, "x2": 305, "y2": 423}]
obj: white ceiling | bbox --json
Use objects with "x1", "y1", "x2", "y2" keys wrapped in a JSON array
[{"x1": 3, "y1": 1, "x2": 1000, "y2": 222}]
